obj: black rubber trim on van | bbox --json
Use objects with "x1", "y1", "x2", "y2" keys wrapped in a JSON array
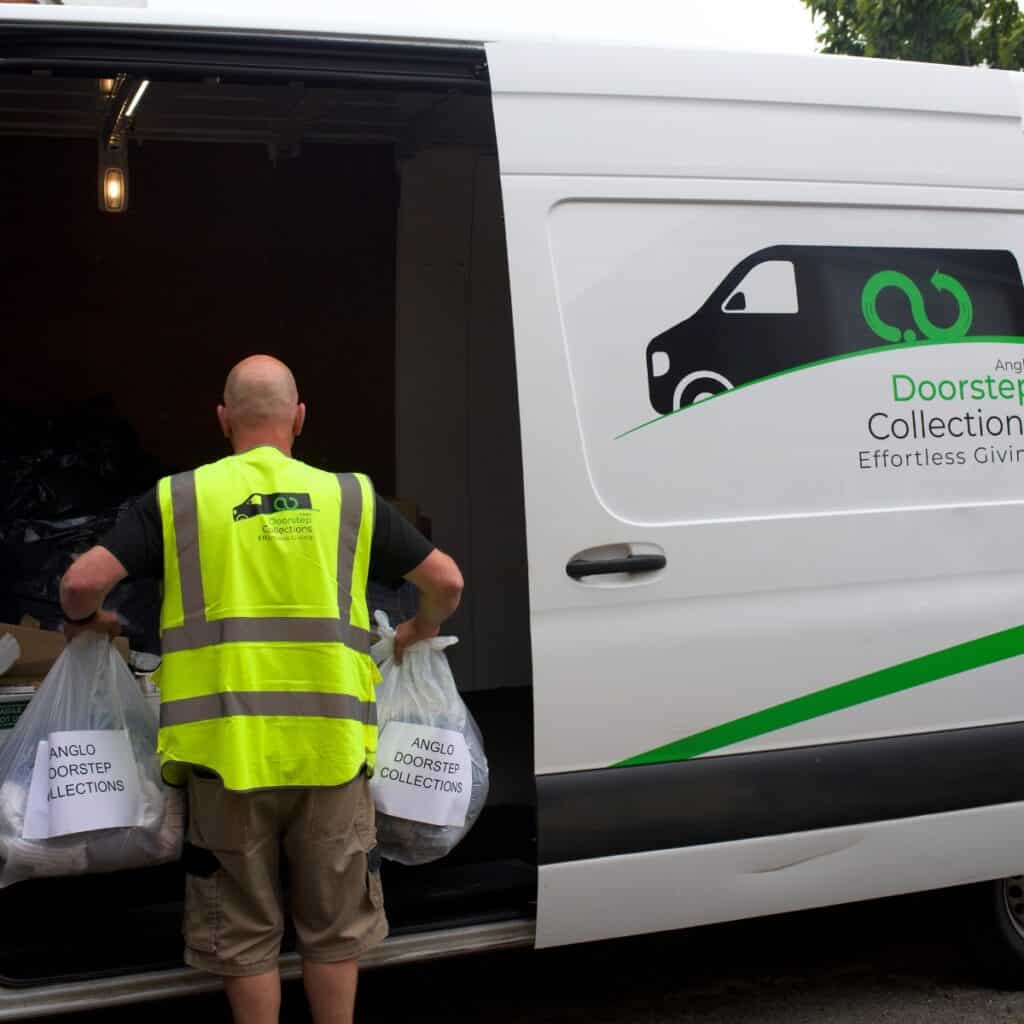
[
  {"x1": 0, "y1": 24, "x2": 489, "y2": 90},
  {"x1": 537, "y1": 722, "x2": 1024, "y2": 864}
]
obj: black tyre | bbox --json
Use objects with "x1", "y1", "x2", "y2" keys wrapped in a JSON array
[{"x1": 964, "y1": 877, "x2": 1024, "y2": 987}]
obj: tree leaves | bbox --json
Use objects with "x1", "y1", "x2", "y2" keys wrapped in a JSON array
[{"x1": 801, "y1": 0, "x2": 1024, "y2": 68}]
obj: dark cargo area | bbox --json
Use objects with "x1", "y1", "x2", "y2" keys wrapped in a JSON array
[{"x1": 0, "y1": 56, "x2": 535, "y2": 984}]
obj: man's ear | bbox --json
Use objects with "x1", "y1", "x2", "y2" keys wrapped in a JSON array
[
  {"x1": 294, "y1": 402, "x2": 306, "y2": 438},
  {"x1": 217, "y1": 404, "x2": 231, "y2": 439}
]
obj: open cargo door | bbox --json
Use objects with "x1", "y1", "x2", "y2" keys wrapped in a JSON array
[{"x1": 485, "y1": 38, "x2": 717, "y2": 949}]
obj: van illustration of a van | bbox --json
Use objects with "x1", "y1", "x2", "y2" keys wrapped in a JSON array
[
  {"x1": 232, "y1": 492, "x2": 313, "y2": 521},
  {"x1": 645, "y1": 246, "x2": 1024, "y2": 414}
]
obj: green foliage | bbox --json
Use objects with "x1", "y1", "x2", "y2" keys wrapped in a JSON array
[{"x1": 801, "y1": 0, "x2": 1024, "y2": 68}]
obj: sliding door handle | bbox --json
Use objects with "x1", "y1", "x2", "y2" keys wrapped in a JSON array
[{"x1": 566, "y1": 552, "x2": 667, "y2": 580}]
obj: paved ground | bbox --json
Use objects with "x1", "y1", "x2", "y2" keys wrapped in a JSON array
[{"x1": 41, "y1": 888, "x2": 1024, "y2": 1022}]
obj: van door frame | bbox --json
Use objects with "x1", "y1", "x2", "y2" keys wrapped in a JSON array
[
  {"x1": 0, "y1": 23, "x2": 489, "y2": 90},
  {"x1": 0, "y1": 23, "x2": 537, "y2": 1010}
]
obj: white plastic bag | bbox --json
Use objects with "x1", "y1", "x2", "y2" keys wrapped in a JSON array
[
  {"x1": 0, "y1": 634, "x2": 183, "y2": 887},
  {"x1": 370, "y1": 612, "x2": 488, "y2": 865}
]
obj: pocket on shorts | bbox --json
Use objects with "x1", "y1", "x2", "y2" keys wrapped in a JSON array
[
  {"x1": 354, "y1": 781, "x2": 377, "y2": 851},
  {"x1": 188, "y1": 772, "x2": 249, "y2": 853},
  {"x1": 184, "y1": 870, "x2": 221, "y2": 954},
  {"x1": 308, "y1": 776, "x2": 375, "y2": 850}
]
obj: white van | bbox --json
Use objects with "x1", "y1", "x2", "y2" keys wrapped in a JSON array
[{"x1": 3, "y1": 3, "x2": 1024, "y2": 1015}]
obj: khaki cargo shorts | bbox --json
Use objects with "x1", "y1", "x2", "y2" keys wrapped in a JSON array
[{"x1": 183, "y1": 769, "x2": 388, "y2": 977}]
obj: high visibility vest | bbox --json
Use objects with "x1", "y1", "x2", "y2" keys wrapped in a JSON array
[{"x1": 153, "y1": 445, "x2": 380, "y2": 791}]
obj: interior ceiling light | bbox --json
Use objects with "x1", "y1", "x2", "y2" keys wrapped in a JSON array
[
  {"x1": 102, "y1": 167, "x2": 126, "y2": 213},
  {"x1": 97, "y1": 143, "x2": 128, "y2": 214},
  {"x1": 123, "y1": 79, "x2": 149, "y2": 120},
  {"x1": 96, "y1": 77, "x2": 148, "y2": 214},
  {"x1": 97, "y1": 73, "x2": 127, "y2": 114}
]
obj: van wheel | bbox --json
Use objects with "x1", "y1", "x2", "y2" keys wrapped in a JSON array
[
  {"x1": 673, "y1": 371, "x2": 733, "y2": 410},
  {"x1": 964, "y1": 877, "x2": 1024, "y2": 986}
]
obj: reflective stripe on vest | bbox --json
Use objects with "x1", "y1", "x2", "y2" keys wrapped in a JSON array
[
  {"x1": 160, "y1": 471, "x2": 372, "y2": 657},
  {"x1": 160, "y1": 690, "x2": 378, "y2": 728}
]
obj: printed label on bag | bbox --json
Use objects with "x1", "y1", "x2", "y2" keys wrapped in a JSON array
[
  {"x1": 371, "y1": 722, "x2": 472, "y2": 827},
  {"x1": 22, "y1": 729, "x2": 142, "y2": 839}
]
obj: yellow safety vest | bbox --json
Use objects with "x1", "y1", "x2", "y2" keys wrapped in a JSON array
[{"x1": 153, "y1": 446, "x2": 379, "y2": 791}]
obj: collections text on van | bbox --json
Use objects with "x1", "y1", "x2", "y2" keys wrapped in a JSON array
[
  {"x1": 859, "y1": 370, "x2": 1024, "y2": 470},
  {"x1": 868, "y1": 372, "x2": 1024, "y2": 441}
]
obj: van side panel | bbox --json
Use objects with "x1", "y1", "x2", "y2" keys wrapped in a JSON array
[
  {"x1": 490, "y1": 45, "x2": 1024, "y2": 189},
  {"x1": 538, "y1": 802, "x2": 1024, "y2": 948},
  {"x1": 488, "y1": 41, "x2": 1024, "y2": 947}
]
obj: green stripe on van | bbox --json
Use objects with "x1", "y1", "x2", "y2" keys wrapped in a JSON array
[
  {"x1": 615, "y1": 334, "x2": 1024, "y2": 441},
  {"x1": 616, "y1": 622, "x2": 1024, "y2": 767}
]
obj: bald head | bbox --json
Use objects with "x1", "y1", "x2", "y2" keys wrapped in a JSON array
[{"x1": 218, "y1": 355, "x2": 305, "y2": 453}]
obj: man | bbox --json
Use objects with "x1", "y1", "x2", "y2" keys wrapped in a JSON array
[{"x1": 59, "y1": 355, "x2": 463, "y2": 1024}]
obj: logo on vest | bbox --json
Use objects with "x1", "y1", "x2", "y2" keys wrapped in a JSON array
[{"x1": 232, "y1": 492, "x2": 314, "y2": 522}]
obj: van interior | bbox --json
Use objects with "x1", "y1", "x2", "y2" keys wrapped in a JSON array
[{"x1": 0, "y1": 38, "x2": 535, "y2": 983}]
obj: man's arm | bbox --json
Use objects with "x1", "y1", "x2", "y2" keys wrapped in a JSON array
[
  {"x1": 59, "y1": 487, "x2": 162, "y2": 641},
  {"x1": 393, "y1": 549, "x2": 464, "y2": 663},
  {"x1": 59, "y1": 547, "x2": 127, "y2": 639},
  {"x1": 367, "y1": 492, "x2": 463, "y2": 662}
]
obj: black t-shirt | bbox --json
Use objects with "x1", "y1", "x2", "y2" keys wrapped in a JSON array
[{"x1": 100, "y1": 484, "x2": 433, "y2": 587}]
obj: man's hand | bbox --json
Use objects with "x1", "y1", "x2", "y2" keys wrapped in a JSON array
[
  {"x1": 393, "y1": 617, "x2": 439, "y2": 665},
  {"x1": 64, "y1": 609, "x2": 121, "y2": 643}
]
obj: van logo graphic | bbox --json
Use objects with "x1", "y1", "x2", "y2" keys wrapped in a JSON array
[
  {"x1": 232, "y1": 492, "x2": 313, "y2": 522},
  {"x1": 642, "y1": 246, "x2": 1024, "y2": 419},
  {"x1": 861, "y1": 270, "x2": 973, "y2": 344}
]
